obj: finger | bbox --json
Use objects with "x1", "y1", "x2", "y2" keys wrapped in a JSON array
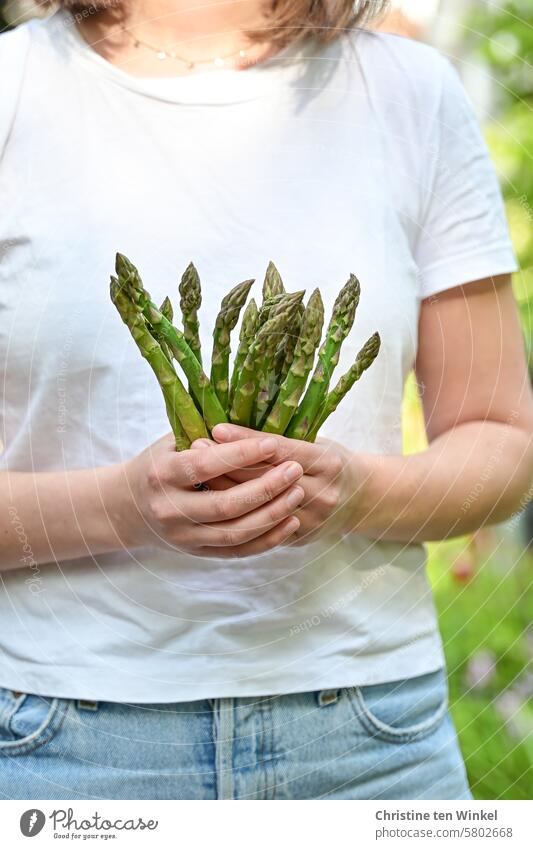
[
  {"x1": 197, "y1": 433, "x2": 275, "y2": 484},
  {"x1": 196, "y1": 515, "x2": 300, "y2": 559},
  {"x1": 216, "y1": 464, "x2": 275, "y2": 484},
  {"x1": 194, "y1": 484, "x2": 303, "y2": 546},
  {"x1": 275, "y1": 513, "x2": 313, "y2": 546},
  {"x1": 211, "y1": 424, "x2": 330, "y2": 473},
  {"x1": 220, "y1": 457, "x2": 333, "y2": 485},
  {"x1": 171, "y1": 435, "x2": 281, "y2": 485},
  {"x1": 201, "y1": 475, "x2": 235, "y2": 491},
  {"x1": 189, "y1": 439, "x2": 235, "y2": 487},
  {"x1": 186, "y1": 442, "x2": 236, "y2": 491},
  {"x1": 189, "y1": 439, "x2": 269, "y2": 485},
  {"x1": 187, "y1": 464, "x2": 304, "y2": 525},
  {"x1": 211, "y1": 423, "x2": 257, "y2": 441},
  {"x1": 217, "y1": 465, "x2": 319, "y2": 492}
]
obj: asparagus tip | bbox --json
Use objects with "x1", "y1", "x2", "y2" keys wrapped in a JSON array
[
  {"x1": 160, "y1": 295, "x2": 174, "y2": 323},
  {"x1": 115, "y1": 252, "x2": 132, "y2": 277},
  {"x1": 109, "y1": 275, "x2": 119, "y2": 301}
]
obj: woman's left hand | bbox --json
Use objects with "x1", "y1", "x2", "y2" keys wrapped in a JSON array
[{"x1": 193, "y1": 423, "x2": 365, "y2": 545}]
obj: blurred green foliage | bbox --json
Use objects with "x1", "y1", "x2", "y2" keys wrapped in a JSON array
[
  {"x1": 468, "y1": 0, "x2": 533, "y2": 365},
  {"x1": 429, "y1": 535, "x2": 532, "y2": 799}
]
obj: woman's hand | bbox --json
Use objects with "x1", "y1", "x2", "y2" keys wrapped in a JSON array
[
  {"x1": 200, "y1": 424, "x2": 364, "y2": 545},
  {"x1": 121, "y1": 432, "x2": 305, "y2": 557}
]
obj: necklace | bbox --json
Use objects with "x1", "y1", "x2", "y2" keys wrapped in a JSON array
[{"x1": 127, "y1": 31, "x2": 252, "y2": 70}]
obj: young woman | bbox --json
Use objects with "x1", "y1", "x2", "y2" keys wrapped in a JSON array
[{"x1": 0, "y1": 0, "x2": 531, "y2": 800}]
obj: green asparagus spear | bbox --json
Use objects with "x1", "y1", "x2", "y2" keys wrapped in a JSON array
[
  {"x1": 254, "y1": 296, "x2": 306, "y2": 426},
  {"x1": 306, "y1": 331, "x2": 381, "y2": 442},
  {"x1": 263, "y1": 289, "x2": 324, "y2": 434},
  {"x1": 272, "y1": 291, "x2": 305, "y2": 319},
  {"x1": 229, "y1": 308, "x2": 291, "y2": 427},
  {"x1": 210, "y1": 278, "x2": 254, "y2": 410},
  {"x1": 262, "y1": 260, "x2": 284, "y2": 301},
  {"x1": 258, "y1": 290, "x2": 304, "y2": 328},
  {"x1": 252, "y1": 290, "x2": 305, "y2": 430},
  {"x1": 110, "y1": 277, "x2": 205, "y2": 448},
  {"x1": 277, "y1": 301, "x2": 304, "y2": 385},
  {"x1": 260, "y1": 302, "x2": 304, "y2": 419},
  {"x1": 271, "y1": 335, "x2": 289, "y2": 389},
  {"x1": 157, "y1": 296, "x2": 174, "y2": 362},
  {"x1": 160, "y1": 296, "x2": 173, "y2": 323},
  {"x1": 257, "y1": 294, "x2": 283, "y2": 328},
  {"x1": 147, "y1": 307, "x2": 228, "y2": 431},
  {"x1": 229, "y1": 298, "x2": 258, "y2": 406},
  {"x1": 113, "y1": 252, "x2": 137, "y2": 277},
  {"x1": 253, "y1": 330, "x2": 292, "y2": 430},
  {"x1": 250, "y1": 291, "x2": 305, "y2": 424},
  {"x1": 270, "y1": 333, "x2": 291, "y2": 402},
  {"x1": 178, "y1": 262, "x2": 202, "y2": 364},
  {"x1": 285, "y1": 275, "x2": 360, "y2": 440},
  {"x1": 115, "y1": 253, "x2": 227, "y2": 431}
]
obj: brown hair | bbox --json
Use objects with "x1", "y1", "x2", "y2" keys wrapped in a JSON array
[{"x1": 52, "y1": 1, "x2": 390, "y2": 48}]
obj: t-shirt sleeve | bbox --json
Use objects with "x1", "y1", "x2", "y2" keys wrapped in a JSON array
[{"x1": 415, "y1": 57, "x2": 518, "y2": 299}]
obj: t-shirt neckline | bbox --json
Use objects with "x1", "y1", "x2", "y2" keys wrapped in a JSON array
[{"x1": 57, "y1": 10, "x2": 311, "y2": 105}]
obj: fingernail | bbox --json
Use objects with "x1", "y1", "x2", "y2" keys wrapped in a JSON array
[
  {"x1": 286, "y1": 516, "x2": 300, "y2": 532},
  {"x1": 287, "y1": 486, "x2": 304, "y2": 508},
  {"x1": 260, "y1": 437, "x2": 277, "y2": 455},
  {"x1": 283, "y1": 462, "x2": 302, "y2": 483}
]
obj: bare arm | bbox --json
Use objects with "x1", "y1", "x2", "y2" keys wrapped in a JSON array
[
  {"x1": 1, "y1": 463, "x2": 131, "y2": 569},
  {"x1": 355, "y1": 275, "x2": 533, "y2": 540},
  {"x1": 0, "y1": 434, "x2": 304, "y2": 570}
]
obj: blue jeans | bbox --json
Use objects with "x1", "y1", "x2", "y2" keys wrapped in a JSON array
[{"x1": 0, "y1": 669, "x2": 471, "y2": 799}]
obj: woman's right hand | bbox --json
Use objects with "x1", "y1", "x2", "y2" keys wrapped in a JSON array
[{"x1": 121, "y1": 433, "x2": 305, "y2": 557}]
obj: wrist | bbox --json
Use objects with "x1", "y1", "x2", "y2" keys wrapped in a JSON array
[
  {"x1": 340, "y1": 451, "x2": 374, "y2": 534},
  {"x1": 342, "y1": 451, "x2": 401, "y2": 536},
  {"x1": 98, "y1": 461, "x2": 148, "y2": 550}
]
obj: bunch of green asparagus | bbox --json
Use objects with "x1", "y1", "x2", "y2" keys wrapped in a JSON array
[{"x1": 110, "y1": 253, "x2": 380, "y2": 451}]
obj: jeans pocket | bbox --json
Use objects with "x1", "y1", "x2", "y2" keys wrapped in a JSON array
[
  {"x1": 347, "y1": 669, "x2": 448, "y2": 743},
  {"x1": 0, "y1": 687, "x2": 69, "y2": 756}
]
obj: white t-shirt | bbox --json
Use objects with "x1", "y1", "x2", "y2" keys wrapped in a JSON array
[{"x1": 0, "y1": 12, "x2": 517, "y2": 702}]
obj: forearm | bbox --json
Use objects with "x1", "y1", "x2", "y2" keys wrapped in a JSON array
[
  {"x1": 353, "y1": 420, "x2": 533, "y2": 542},
  {"x1": 0, "y1": 465, "x2": 133, "y2": 571}
]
